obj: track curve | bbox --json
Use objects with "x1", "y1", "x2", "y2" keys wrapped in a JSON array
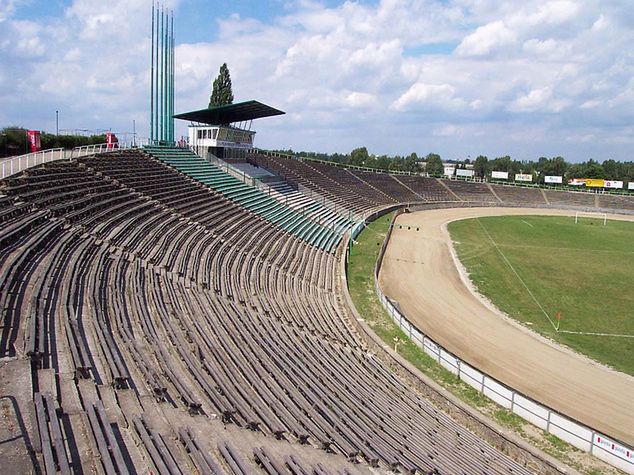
[{"x1": 378, "y1": 207, "x2": 634, "y2": 446}]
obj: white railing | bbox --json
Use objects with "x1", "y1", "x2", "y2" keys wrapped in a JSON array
[
  {"x1": 362, "y1": 209, "x2": 634, "y2": 474},
  {"x1": 71, "y1": 140, "x2": 147, "y2": 159},
  {"x1": 1, "y1": 148, "x2": 66, "y2": 180},
  {"x1": 1, "y1": 141, "x2": 149, "y2": 180}
]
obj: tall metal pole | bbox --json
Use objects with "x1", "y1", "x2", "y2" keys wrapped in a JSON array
[
  {"x1": 168, "y1": 12, "x2": 172, "y2": 143},
  {"x1": 160, "y1": 7, "x2": 164, "y2": 142},
  {"x1": 154, "y1": 4, "x2": 159, "y2": 142},
  {"x1": 150, "y1": 2, "x2": 154, "y2": 142},
  {"x1": 159, "y1": 7, "x2": 164, "y2": 142},
  {"x1": 169, "y1": 10, "x2": 174, "y2": 142},
  {"x1": 163, "y1": 8, "x2": 168, "y2": 143},
  {"x1": 55, "y1": 110, "x2": 59, "y2": 136}
]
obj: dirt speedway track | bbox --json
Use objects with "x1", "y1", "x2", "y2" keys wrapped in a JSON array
[{"x1": 379, "y1": 207, "x2": 634, "y2": 446}]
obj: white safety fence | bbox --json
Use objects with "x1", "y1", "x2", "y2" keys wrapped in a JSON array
[
  {"x1": 71, "y1": 140, "x2": 146, "y2": 159},
  {"x1": 1, "y1": 148, "x2": 66, "y2": 180},
  {"x1": 1, "y1": 141, "x2": 148, "y2": 180},
  {"x1": 366, "y1": 215, "x2": 634, "y2": 473}
]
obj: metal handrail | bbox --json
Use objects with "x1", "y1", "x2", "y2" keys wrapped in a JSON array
[
  {"x1": 1, "y1": 148, "x2": 66, "y2": 180},
  {"x1": 1, "y1": 140, "x2": 149, "y2": 180}
]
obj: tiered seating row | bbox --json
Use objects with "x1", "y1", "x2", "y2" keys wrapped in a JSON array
[
  {"x1": 437, "y1": 179, "x2": 498, "y2": 202},
  {"x1": 490, "y1": 184, "x2": 547, "y2": 205},
  {"x1": 145, "y1": 146, "x2": 341, "y2": 252},
  {"x1": 266, "y1": 181, "x2": 355, "y2": 236},
  {"x1": 248, "y1": 154, "x2": 377, "y2": 215}
]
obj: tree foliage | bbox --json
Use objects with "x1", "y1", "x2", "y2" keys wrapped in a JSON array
[
  {"x1": 268, "y1": 146, "x2": 634, "y2": 181},
  {"x1": 424, "y1": 153, "x2": 444, "y2": 176},
  {"x1": 474, "y1": 155, "x2": 488, "y2": 178},
  {"x1": 208, "y1": 63, "x2": 234, "y2": 108}
]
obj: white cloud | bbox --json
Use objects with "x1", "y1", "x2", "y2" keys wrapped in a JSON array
[
  {"x1": 519, "y1": 1, "x2": 580, "y2": 27},
  {"x1": 510, "y1": 87, "x2": 553, "y2": 112},
  {"x1": 392, "y1": 82, "x2": 465, "y2": 111},
  {"x1": 455, "y1": 20, "x2": 516, "y2": 57},
  {"x1": 343, "y1": 91, "x2": 376, "y2": 108},
  {"x1": 592, "y1": 14, "x2": 608, "y2": 31},
  {"x1": 522, "y1": 38, "x2": 563, "y2": 58}
]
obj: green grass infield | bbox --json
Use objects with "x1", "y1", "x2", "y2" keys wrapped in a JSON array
[{"x1": 448, "y1": 215, "x2": 634, "y2": 375}]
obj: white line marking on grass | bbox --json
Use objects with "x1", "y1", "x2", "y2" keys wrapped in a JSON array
[
  {"x1": 521, "y1": 220, "x2": 534, "y2": 228},
  {"x1": 558, "y1": 330, "x2": 634, "y2": 338},
  {"x1": 476, "y1": 218, "x2": 558, "y2": 331}
]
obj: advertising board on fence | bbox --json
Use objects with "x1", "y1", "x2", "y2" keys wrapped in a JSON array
[
  {"x1": 515, "y1": 173, "x2": 533, "y2": 182},
  {"x1": 545, "y1": 175, "x2": 563, "y2": 184},
  {"x1": 604, "y1": 180, "x2": 624, "y2": 189},
  {"x1": 491, "y1": 171, "x2": 508, "y2": 180},
  {"x1": 456, "y1": 169, "x2": 475, "y2": 178},
  {"x1": 629, "y1": 182, "x2": 634, "y2": 190},
  {"x1": 585, "y1": 178, "x2": 605, "y2": 188}
]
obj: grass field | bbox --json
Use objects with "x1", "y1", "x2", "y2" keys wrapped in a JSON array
[{"x1": 448, "y1": 215, "x2": 634, "y2": 375}]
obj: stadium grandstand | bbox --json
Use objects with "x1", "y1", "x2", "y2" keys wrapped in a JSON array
[
  {"x1": 2, "y1": 6, "x2": 634, "y2": 475},
  {"x1": 3, "y1": 126, "x2": 634, "y2": 473}
]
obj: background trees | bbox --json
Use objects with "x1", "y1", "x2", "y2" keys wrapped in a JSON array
[
  {"x1": 269, "y1": 146, "x2": 634, "y2": 181},
  {"x1": 424, "y1": 153, "x2": 444, "y2": 176},
  {"x1": 474, "y1": 155, "x2": 489, "y2": 178}
]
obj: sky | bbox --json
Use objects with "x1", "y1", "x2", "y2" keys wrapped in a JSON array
[{"x1": 0, "y1": 0, "x2": 633, "y2": 162}]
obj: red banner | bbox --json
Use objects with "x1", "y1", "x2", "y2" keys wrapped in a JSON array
[
  {"x1": 27, "y1": 130, "x2": 41, "y2": 153},
  {"x1": 106, "y1": 132, "x2": 118, "y2": 150}
]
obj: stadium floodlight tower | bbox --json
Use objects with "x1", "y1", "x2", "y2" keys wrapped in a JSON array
[
  {"x1": 149, "y1": 2, "x2": 175, "y2": 146},
  {"x1": 173, "y1": 100, "x2": 285, "y2": 160}
]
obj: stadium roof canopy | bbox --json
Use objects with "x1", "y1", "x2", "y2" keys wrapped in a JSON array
[{"x1": 173, "y1": 100, "x2": 285, "y2": 125}]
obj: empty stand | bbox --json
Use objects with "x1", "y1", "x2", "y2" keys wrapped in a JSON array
[
  {"x1": 4, "y1": 151, "x2": 631, "y2": 474},
  {"x1": 146, "y1": 146, "x2": 342, "y2": 252}
]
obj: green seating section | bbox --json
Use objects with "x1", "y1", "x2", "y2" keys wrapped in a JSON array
[{"x1": 144, "y1": 146, "x2": 342, "y2": 252}]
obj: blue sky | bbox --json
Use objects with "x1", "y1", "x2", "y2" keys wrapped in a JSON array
[{"x1": 1, "y1": 0, "x2": 633, "y2": 162}]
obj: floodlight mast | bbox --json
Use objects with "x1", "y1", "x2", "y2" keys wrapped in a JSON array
[
  {"x1": 150, "y1": 1, "x2": 154, "y2": 143},
  {"x1": 170, "y1": 12, "x2": 175, "y2": 143},
  {"x1": 149, "y1": 4, "x2": 175, "y2": 144}
]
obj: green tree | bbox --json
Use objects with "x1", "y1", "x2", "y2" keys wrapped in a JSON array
[
  {"x1": 390, "y1": 155, "x2": 404, "y2": 171},
  {"x1": 209, "y1": 63, "x2": 234, "y2": 108},
  {"x1": 490, "y1": 155, "x2": 512, "y2": 172},
  {"x1": 566, "y1": 163, "x2": 584, "y2": 180},
  {"x1": 474, "y1": 155, "x2": 489, "y2": 178},
  {"x1": 404, "y1": 153, "x2": 419, "y2": 173},
  {"x1": 0, "y1": 126, "x2": 28, "y2": 157},
  {"x1": 602, "y1": 159, "x2": 619, "y2": 180},
  {"x1": 376, "y1": 155, "x2": 391, "y2": 170},
  {"x1": 425, "y1": 153, "x2": 443, "y2": 176},
  {"x1": 349, "y1": 147, "x2": 369, "y2": 166}
]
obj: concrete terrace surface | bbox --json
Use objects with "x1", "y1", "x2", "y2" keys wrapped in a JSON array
[{"x1": 379, "y1": 207, "x2": 634, "y2": 446}]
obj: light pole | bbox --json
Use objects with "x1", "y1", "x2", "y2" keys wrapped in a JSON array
[
  {"x1": 133, "y1": 119, "x2": 136, "y2": 147},
  {"x1": 56, "y1": 110, "x2": 59, "y2": 136}
]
